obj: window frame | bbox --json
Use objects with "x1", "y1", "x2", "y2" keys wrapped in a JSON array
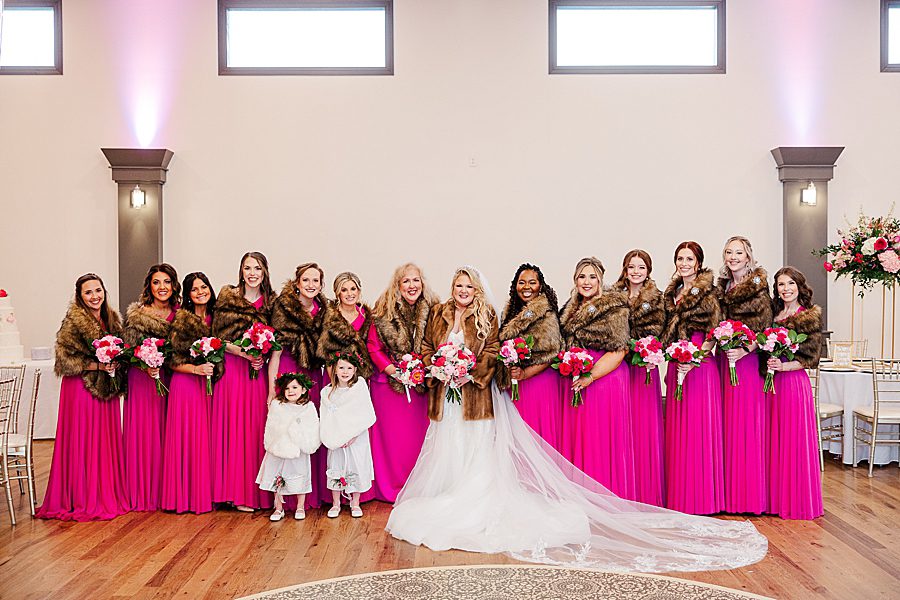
[
  {"x1": 882, "y1": 0, "x2": 900, "y2": 72},
  {"x1": 548, "y1": 0, "x2": 725, "y2": 75},
  {"x1": 217, "y1": 0, "x2": 393, "y2": 76},
  {"x1": 0, "y1": 0, "x2": 63, "y2": 75}
]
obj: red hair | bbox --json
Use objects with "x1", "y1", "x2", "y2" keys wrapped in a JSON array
[{"x1": 673, "y1": 241, "x2": 704, "y2": 269}]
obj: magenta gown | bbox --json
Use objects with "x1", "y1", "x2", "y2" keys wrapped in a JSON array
[
  {"x1": 123, "y1": 309, "x2": 175, "y2": 511},
  {"x1": 665, "y1": 331, "x2": 725, "y2": 515},
  {"x1": 36, "y1": 376, "x2": 130, "y2": 521},
  {"x1": 511, "y1": 367, "x2": 563, "y2": 451},
  {"x1": 720, "y1": 353, "x2": 768, "y2": 514},
  {"x1": 211, "y1": 296, "x2": 273, "y2": 510},
  {"x1": 560, "y1": 349, "x2": 636, "y2": 500},
  {"x1": 628, "y1": 362, "x2": 665, "y2": 507},
  {"x1": 366, "y1": 326, "x2": 430, "y2": 503}
]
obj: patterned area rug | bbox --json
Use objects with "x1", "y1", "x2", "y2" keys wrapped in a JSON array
[{"x1": 240, "y1": 565, "x2": 772, "y2": 600}]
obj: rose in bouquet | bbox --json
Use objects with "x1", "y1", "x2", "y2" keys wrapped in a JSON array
[
  {"x1": 427, "y1": 342, "x2": 477, "y2": 405},
  {"x1": 234, "y1": 322, "x2": 282, "y2": 379},
  {"x1": 190, "y1": 336, "x2": 226, "y2": 395},
  {"x1": 757, "y1": 327, "x2": 807, "y2": 394},
  {"x1": 551, "y1": 347, "x2": 595, "y2": 407},
  {"x1": 665, "y1": 340, "x2": 705, "y2": 401},
  {"x1": 707, "y1": 320, "x2": 756, "y2": 386},
  {"x1": 497, "y1": 335, "x2": 534, "y2": 401},
  {"x1": 629, "y1": 335, "x2": 665, "y2": 385},
  {"x1": 92, "y1": 335, "x2": 128, "y2": 392},
  {"x1": 128, "y1": 337, "x2": 172, "y2": 396},
  {"x1": 394, "y1": 352, "x2": 426, "y2": 403}
]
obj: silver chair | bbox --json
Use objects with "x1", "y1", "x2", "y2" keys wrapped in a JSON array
[
  {"x1": 809, "y1": 365, "x2": 844, "y2": 471},
  {"x1": 0, "y1": 365, "x2": 27, "y2": 494},
  {"x1": 1, "y1": 370, "x2": 40, "y2": 525},
  {"x1": 853, "y1": 359, "x2": 900, "y2": 477}
]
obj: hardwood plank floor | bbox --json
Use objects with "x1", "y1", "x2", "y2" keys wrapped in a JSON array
[{"x1": 1, "y1": 442, "x2": 898, "y2": 599}]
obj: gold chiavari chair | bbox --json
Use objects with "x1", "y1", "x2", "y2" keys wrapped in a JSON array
[
  {"x1": 809, "y1": 365, "x2": 844, "y2": 472},
  {"x1": 853, "y1": 358, "x2": 900, "y2": 477}
]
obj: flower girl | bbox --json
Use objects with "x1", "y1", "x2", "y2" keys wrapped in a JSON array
[
  {"x1": 256, "y1": 372, "x2": 321, "y2": 521},
  {"x1": 320, "y1": 350, "x2": 376, "y2": 518}
]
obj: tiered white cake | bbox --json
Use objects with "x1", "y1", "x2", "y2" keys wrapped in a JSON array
[{"x1": 0, "y1": 290, "x2": 25, "y2": 364}]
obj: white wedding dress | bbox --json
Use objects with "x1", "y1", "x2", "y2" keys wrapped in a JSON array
[{"x1": 386, "y1": 335, "x2": 768, "y2": 572}]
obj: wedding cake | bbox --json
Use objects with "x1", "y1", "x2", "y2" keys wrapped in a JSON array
[{"x1": 0, "y1": 290, "x2": 25, "y2": 364}]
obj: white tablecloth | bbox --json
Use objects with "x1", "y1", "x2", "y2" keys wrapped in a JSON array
[
  {"x1": 14, "y1": 360, "x2": 61, "y2": 440},
  {"x1": 819, "y1": 368, "x2": 900, "y2": 466}
]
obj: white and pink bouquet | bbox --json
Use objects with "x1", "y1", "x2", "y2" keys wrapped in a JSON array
[
  {"x1": 757, "y1": 327, "x2": 807, "y2": 394},
  {"x1": 629, "y1": 335, "x2": 666, "y2": 385},
  {"x1": 707, "y1": 320, "x2": 756, "y2": 386},
  {"x1": 551, "y1": 347, "x2": 596, "y2": 407},
  {"x1": 190, "y1": 336, "x2": 226, "y2": 395},
  {"x1": 665, "y1": 340, "x2": 706, "y2": 401},
  {"x1": 427, "y1": 342, "x2": 477, "y2": 405},
  {"x1": 498, "y1": 335, "x2": 534, "y2": 401},
  {"x1": 234, "y1": 322, "x2": 282, "y2": 379},
  {"x1": 127, "y1": 337, "x2": 172, "y2": 396},
  {"x1": 92, "y1": 335, "x2": 127, "y2": 379},
  {"x1": 394, "y1": 352, "x2": 426, "y2": 403}
]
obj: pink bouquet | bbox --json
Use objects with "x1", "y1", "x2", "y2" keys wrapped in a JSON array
[
  {"x1": 629, "y1": 335, "x2": 665, "y2": 385},
  {"x1": 551, "y1": 347, "x2": 595, "y2": 407},
  {"x1": 394, "y1": 352, "x2": 426, "y2": 403},
  {"x1": 92, "y1": 335, "x2": 127, "y2": 382},
  {"x1": 190, "y1": 336, "x2": 226, "y2": 395},
  {"x1": 234, "y1": 323, "x2": 282, "y2": 379},
  {"x1": 757, "y1": 327, "x2": 807, "y2": 394},
  {"x1": 665, "y1": 340, "x2": 705, "y2": 401},
  {"x1": 707, "y1": 320, "x2": 756, "y2": 386},
  {"x1": 128, "y1": 337, "x2": 171, "y2": 396},
  {"x1": 427, "y1": 342, "x2": 477, "y2": 405},
  {"x1": 497, "y1": 335, "x2": 534, "y2": 401}
]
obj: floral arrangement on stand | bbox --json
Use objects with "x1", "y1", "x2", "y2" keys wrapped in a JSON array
[{"x1": 816, "y1": 209, "x2": 900, "y2": 294}]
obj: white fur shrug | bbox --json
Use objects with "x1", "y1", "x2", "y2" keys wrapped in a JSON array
[
  {"x1": 319, "y1": 380, "x2": 376, "y2": 450},
  {"x1": 263, "y1": 401, "x2": 321, "y2": 459}
]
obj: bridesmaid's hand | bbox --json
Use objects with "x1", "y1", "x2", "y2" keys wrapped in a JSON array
[
  {"x1": 385, "y1": 364, "x2": 398, "y2": 377},
  {"x1": 248, "y1": 356, "x2": 264, "y2": 371},
  {"x1": 572, "y1": 373, "x2": 594, "y2": 393},
  {"x1": 147, "y1": 367, "x2": 161, "y2": 379},
  {"x1": 509, "y1": 366, "x2": 525, "y2": 381},
  {"x1": 99, "y1": 362, "x2": 116, "y2": 374},
  {"x1": 725, "y1": 348, "x2": 747, "y2": 362},
  {"x1": 194, "y1": 363, "x2": 214, "y2": 377},
  {"x1": 677, "y1": 363, "x2": 696, "y2": 376},
  {"x1": 766, "y1": 357, "x2": 783, "y2": 372}
]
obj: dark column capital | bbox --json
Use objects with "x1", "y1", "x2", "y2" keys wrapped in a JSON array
[
  {"x1": 770, "y1": 146, "x2": 844, "y2": 182},
  {"x1": 101, "y1": 148, "x2": 174, "y2": 184}
]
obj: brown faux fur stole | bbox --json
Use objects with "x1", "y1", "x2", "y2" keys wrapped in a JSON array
[
  {"x1": 559, "y1": 289, "x2": 630, "y2": 352},
  {"x1": 54, "y1": 303, "x2": 125, "y2": 400},
  {"x1": 624, "y1": 278, "x2": 666, "y2": 340},
  {"x1": 168, "y1": 309, "x2": 225, "y2": 382},
  {"x1": 717, "y1": 267, "x2": 773, "y2": 333},
  {"x1": 661, "y1": 269, "x2": 721, "y2": 344},
  {"x1": 374, "y1": 297, "x2": 433, "y2": 394},
  {"x1": 123, "y1": 302, "x2": 174, "y2": 348},
  {"x1": 495, "y1": 294, "x2": 564, "y2": 389},
  {"x1": 774, "y1": 305, "x2": 824, "y2": 369},
  {"x1": 271, "y1": 282, "x2": 327, "y2": 370},
  {"x1": 316, "y1": 301, "x2": 374, "y2": 379},
  {"x1": 212, "y1": 285, "x2": 273, "y2": 343}
]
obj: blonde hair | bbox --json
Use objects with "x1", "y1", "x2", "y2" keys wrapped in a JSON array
[
  {"x1": 718, "y1": 236, "x2": 757, "y2": 281},
  {"x1": 374, "y1": 263, "x2": 439, "y2": 321},
  {"x1": 570, "y1": 257, "x2": 605, "y2": 303},
  {"x1": 332, "y1": 272, "x2": 363, "y2": 305},
  {"x1": 450, "y1": 267, "x2": 493, "y2": 341}
]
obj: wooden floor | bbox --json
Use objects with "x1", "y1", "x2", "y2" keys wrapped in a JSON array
[{"x1": 1, "y1": 442, "x2": 898, "y2": 600}]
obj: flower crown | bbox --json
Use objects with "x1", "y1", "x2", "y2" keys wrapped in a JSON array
[
  {"x1": 326, "y1": 349, "x2": 363, "y2": 369},
  {"x1": 275, "y1": 372, "x2": 315, "y2": 398}
]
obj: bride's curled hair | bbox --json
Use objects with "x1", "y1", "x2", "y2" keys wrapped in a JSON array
[{"x1": 450, "y1": 266, "x2": 493, "y2": 341}]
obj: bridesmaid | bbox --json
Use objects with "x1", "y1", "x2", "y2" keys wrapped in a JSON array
[
  {"x1": 765, "y1": 267, "x2": 824, "y2": 519},
  {"x1": 559, "y1": 257, "x2": 636, "y2": 500},
  {"x1": 268, "y1": 262, "x2": 328, "y2": 511},
  {"x1": 716, "y1": 236, "x2": 772, "y2": 515},
  {"x1": 367, "y1": 263, "x2": 439, "y2": 503},
  {"x1": 662, "y1": 241, "x2": 724, "y2": 515},
  {"x1": 211, "y1": 251, "x2": 275, "y2": 512},
  {"x1": 37, "y1": 274, "x2": 129, "y2": 521},
  {"x1": 614, "y1": 250, "x2": 666, "y2": 507},
  {"x1": 496, "y1": 263, "x2": 564, "y2": 450},
  {"x1": 123, "y1": 263, "x2": 180, "y2": 511},
  {"x1": 161, "y1": 272, "x2": 221, "y2": 514}
]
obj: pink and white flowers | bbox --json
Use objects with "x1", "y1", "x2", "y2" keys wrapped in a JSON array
[
  {"x1": 394, "y1": 352, "x2": 426, "y2": 403},
  {"x1": 707, "y1": 320, "x2": 756, "y2": 386},
  {"x1": 551, "y1": 347, "x2": 596, "y2": 407},
  {"x1": 756, "y1": 327, "x2": 807, "y2": 394},
  {"x1": 234, "y1": 323, "x2": 282, "y2": 379},
  {"x1": 92, "y1": 335, "x2": 126, "y2": 379},
  {"x1": 427, "y1": 342, "x2": 477, "y2": 405},
  {"x1": 190, "y1": 336, "x2": 226, "y2": 395},
  {"x1": 629, "y1": 335, "x2": 665, "y2": 385},
  {"x1": 665, "y1": 340, "x2": 705, "y2": 401},
  {"x1": 497, "y1": 335, "x2": 534, "y2": 401},
  {"x1": 129, "y1": 337, "x2": 171, "y2": 396}
]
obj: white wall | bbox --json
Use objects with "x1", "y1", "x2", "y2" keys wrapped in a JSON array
[{"x1": 2, "y1": 0, "x2": 899, "y2": 353}]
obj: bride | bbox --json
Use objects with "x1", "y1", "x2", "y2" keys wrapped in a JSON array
[{"x1": 386, "y1": 266, "x2": 767, "y2": 572}]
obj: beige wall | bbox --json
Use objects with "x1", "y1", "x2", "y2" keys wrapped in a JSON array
[{"x1": 1, "y1": 0, "x2": 899, "y2": 353}]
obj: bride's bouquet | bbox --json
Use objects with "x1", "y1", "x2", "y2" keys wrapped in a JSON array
[
  {"x1": 190, "y1": 336, "x2": 226, "y2": 395},
  {"x1": 427, "y1": 342, "x2": 477, "y2": 405},
  {"x1": 757, "y1": 327, "x2": 806, "y2": 394},
  {"x1": 394, "y1": 352, "x2": 426, "y2": 403},
  {"x1": 551, "y1": 347, "x2": 595, "y2": 407},
  {"x1": 628, "y1": 335, "x2": 665, "y2": 385},
  {"x1": 234, "y1": 322, "x2": 281, "y2": 379},
  {"x1": 665, "y1": 340, "x2": 705, "y2": 401},
  {"x1": 497, "y1": 335, "x2": 534, "y2": 401},
  {"x1": 708, "y1": 320, "x2": 756, "y2": 386},
  {"x1": 127, "y1": 337, "x2": 172, "y2": 396}
]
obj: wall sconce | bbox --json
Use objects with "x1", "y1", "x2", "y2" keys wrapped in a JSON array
[
  {"x1": 801, "y1": 181, "x2": 817, "y2": 206},
  {"x1": 130, "y1": 184, "x2": 146, "y2": 209}
]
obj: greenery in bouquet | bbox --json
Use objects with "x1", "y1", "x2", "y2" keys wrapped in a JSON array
[{"x1": 815, "y1": 208, "x2": 900, "y2": 295}]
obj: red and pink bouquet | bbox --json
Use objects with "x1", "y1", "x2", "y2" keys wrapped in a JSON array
[
  {"x1": 708, "y1": 320, "x2": 756, "y2": 386},
  {"x1": 551, "y1": 347, "x2": 595, "y2": 407},
  {"x1": 665, "y1": 340, "x2": 705, "y2": 401},
  {"x1": 394, "y1": 352, "x2": 426, "y2": 403},
  {"x1": 629, "y1": 335, "x2": 665, "y2": 385},
  {"x1": 427, "y1": 342, "x2": 477, "y2": 405},
  {"x1": 190, "y1": 336, "x2": 226, "y2": 395},
  {"x1": 92, "y1": 335, "x2": 127, "y2": 381},
  {"x1": 234, "y1": 322, "x2": 282, "y2": 379},
  {"x1": 757, "y1": 327, "x2": 807, "y2": 394},
  {"x1": 497, "y1": 335, "x2": 534, "y2": 401},
  {"x1": 127, "y1": 337, "x2": 172, "y2": 396}
]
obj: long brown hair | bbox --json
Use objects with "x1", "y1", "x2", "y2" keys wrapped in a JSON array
[
  {"x1": 181, "y1": 272, "x2": 216, "y2": 317},
  {"x1": 772, "y1": 266, "x2": 814, "y2": 313},
  {"x1": 614, "y1": 249, "x2": 653, "y2": 290},
  {"x1": 237, "y1": 251, "x2": 273, "y2": 300},
  {"x1": 74, "y1": 273, "x2": 111, "y2": 326},
  {"x1": 139, "y1": 263, "x2": 181, "y2": 308},
  {"x1": 673, "y1": 241, "x2": 705, "y2": 277},
  {"x1": 501, "y1": 263, "x2": 560, "y2": 329}
]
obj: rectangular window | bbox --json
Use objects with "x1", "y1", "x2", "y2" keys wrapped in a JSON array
[
  {"x1": 218, "y1": 0, "x2": 393, "y2": 75},
  {"x1": 549, "y1": 1, "x2": 725, "y2": 74},
  {"x1": 0, "y1": 0, "x2": 62, "y2": 75},
  {"x1": 883, "y1": 0, "x2": 900, "y2": 72}
]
